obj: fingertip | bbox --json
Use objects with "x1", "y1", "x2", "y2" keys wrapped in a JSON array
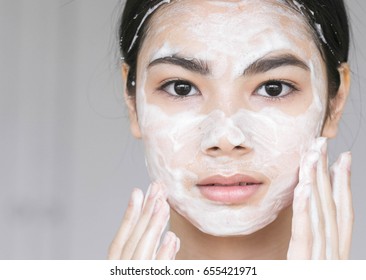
[
  {"x1": 162, "y1": 231, "x2": 175, "y2": 246},
  {"x1": 131, "y1": 187, "x2": 143, "y2": 197},
  {"x1": 132, "y1": 187, "x2": 143, "y2": 193},
  {"x1": 154, "y1": 193, "x2": 171, "y2": 215},
  {"x1": 305, "y1": 137, "x2": 327, "y2": 164},
  {"x1": 155, "y1": 231, "x2": 179, "y2": 260},
  {"x1": 143, "y1": 183, "x2": 160, "y2": 207},
  {"x1": 155, "y1": 180, "x2": 169, "y2": 199},
  {"x1": 299, "y1": 151, "x2": 320, "y2": 183},
  {"x1": 132, "y1": 188, "x2": 144, "y2": 206},
  {"x1": 320, "y1": 138, "x2": 328, "y2": 155},
  {"x1": 147, "y1": 181, "x2": 169, "y2": 200},
  {"x1": 153, "y1": 198, "x2": 163, "y2": 214},
  {"x1": 175, "y1": 236, "x2": 181, "y2": 254},
  {"x1": 127, "y1": 188, "x2": 139, "y2": 207},
  {"x1": 313, "y1": 137, "x2": 327, "y2": 151},
  {"x1": 150, "y1": 182, "x2": 161, "y2": 198},
  {"x1": 169, "y1": 232, "x2": 180, "y2": 259},
  {"x1": 341, "y1": 151, "x2": 352, "y2": 172},
  {"x1": 331, "y1": 151, "x2": 352, "y2": 174}
]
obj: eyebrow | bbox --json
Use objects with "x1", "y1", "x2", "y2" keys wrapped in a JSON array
[
  {"x1": 148, "y1": 53, "x2": 309, "y2": 76},
  {"x1": 148, "y1": 55, "x2": 210, "y2": 75},
  {"x1": 243, "y1": 54, "x2": 310, "y2": 75}
]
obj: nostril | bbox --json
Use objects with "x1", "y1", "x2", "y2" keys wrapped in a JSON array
[
  {"x1": 204, "y1": 144, "x2": 250, "y2": 157},
  {"x1": 207, "y1": 146, "x2": 246, "y2": 154},
  {"x1": 234, "y1": 146, "x2": 245, "y2": 150}
]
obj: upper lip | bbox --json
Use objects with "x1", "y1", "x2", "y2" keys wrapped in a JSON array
[{"x1": 196, "y1": 174, "x2": 262, "y2": 187}]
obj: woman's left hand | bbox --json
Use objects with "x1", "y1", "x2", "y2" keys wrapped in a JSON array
[{"x1": 287, "y1": 137, "x2": 353, "y2": 259}]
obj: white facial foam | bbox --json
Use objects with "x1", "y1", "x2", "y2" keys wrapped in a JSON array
[{"x1": 134, "y1": 0, "x2": 327, "y2": 236}]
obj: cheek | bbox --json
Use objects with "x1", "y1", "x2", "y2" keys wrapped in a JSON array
[
  {"x1": 140, "y1": 103, "x2": 323, "y2": 177},
  {"x1": 244, "y1": 106, "x2": 322, "y2": 172},
  {"x1": 138, "y1": 103, "x2": 204, "y2": 180}
]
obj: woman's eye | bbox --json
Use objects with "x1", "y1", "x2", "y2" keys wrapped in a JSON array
[
  {"x1": 255, "y1": 81, "x2": 296, "y2": 98},
  {"x1": 161, "y1": 80, "x2": 200, "y2": 97}
]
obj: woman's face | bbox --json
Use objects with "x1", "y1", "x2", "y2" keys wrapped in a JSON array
[{"x1": 131, "y1": 0, "x2": 328, "y2": 236}]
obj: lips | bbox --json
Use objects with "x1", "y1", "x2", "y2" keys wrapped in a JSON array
[{"x1": 196, "y1": 174, "x2": 262, "y2": 204}]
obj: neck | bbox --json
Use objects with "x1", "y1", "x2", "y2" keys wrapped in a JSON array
[{"x1": 170, "y1": 206, "x2": 292, "y2": 260}]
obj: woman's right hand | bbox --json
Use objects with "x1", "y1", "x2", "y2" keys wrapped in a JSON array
[{"x1": 108, "y1": 182, "x2": 180, "y2": 260}]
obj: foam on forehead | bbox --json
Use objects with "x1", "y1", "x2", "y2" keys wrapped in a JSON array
[
  {"x1": 141, "y1": 0, "x2": 318, "y2": 77},
  {"x1": 146, "y1": 0, "x2": 312, "y2": 38}
]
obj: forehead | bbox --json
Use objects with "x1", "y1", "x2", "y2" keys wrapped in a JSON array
[{"x1": 141, "y1": 0, "x2": 316, "y2": 63}]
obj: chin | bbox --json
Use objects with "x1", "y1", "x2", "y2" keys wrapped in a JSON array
[
  {"x1": 168, "y1": 172, "x2": 296, "y2": 237},
  {"x1": 170, "y1": 190, "x2": 294, "y2": 237}
]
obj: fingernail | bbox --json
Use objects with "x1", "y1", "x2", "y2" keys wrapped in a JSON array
[
  {"x1": 155, "y1": 180, "x2": 168, "y2": 199},
  {"x1": 163, "y1": 231, "x2": 174, "y2": 246},
  {"x1": 154, "y1": 198, "x2": 163, "y2": 213},
  {"x1": 149, "y1": 182, "x2": 160, "y2": 198},
  {"x1": 129, "y1": 190, "x2": 136, "y2": 206},
  {"x1": 175, "y1": 236, "x2": 180, "y2": 254},
  {"x1": 340, "y1": 151, "x2": 352, "y2": 172},
  {"x1": 129, "y1": 188, "x2": 140, "y2": 206},
  {"x1": 170, "y1": 235, "x2": 180, "y2": 259}
]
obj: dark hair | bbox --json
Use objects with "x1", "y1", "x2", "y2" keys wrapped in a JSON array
[
  {"x1": 119, "y1": 0, "x2": 350, "y2": 102},
  {"x1": 119, "y1": 0, "x2": 168, "y2": 95}
]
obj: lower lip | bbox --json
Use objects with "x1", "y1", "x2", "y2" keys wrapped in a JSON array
[{"x1": 197, "y1": 184, "x2": 261, "y2": 204}]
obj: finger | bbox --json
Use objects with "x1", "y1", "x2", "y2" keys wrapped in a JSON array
[
  {"x1": 155, "y1": 232, "x2": 180, "y2": 260},
  {"x1": 288, "y1": 147, "x2": 319, "y2": 259},
  {"x1": 120, "y1": 182, "x2": 162, "y2": 259},
  {"x1": 331, "y1": 152, "x2": 353, "y2": 259},
  {"x1": 108, "y1": 188, "x2": 143, "y2": 260},
  {"x1": 309, "y1": 149, "x2": 326, "y2": 259},
  {"x1": 132, "y1": 199, "x2": 170, "y2": 259},
  {"x1": 316, "y1": 140, "x2": 339, "y2": 259},
  {"x1": 287, "y1": 183, "x2": 312, "y2": 259}
]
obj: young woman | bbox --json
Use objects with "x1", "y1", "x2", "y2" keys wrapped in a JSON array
[{"x1": 108, "y1": 0, "x2": 353, "y2": 260}]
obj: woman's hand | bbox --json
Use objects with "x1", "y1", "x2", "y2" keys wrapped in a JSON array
[
  {"x1": 108, "y1": 182, "x2": 180, "y2": 260},
  {"x1": 287, "y1": 137, "x2": 353, "y2": 259}
]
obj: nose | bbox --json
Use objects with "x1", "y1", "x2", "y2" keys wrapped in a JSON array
[
  {"x1": 204, "y1": 138, "x2": 251, "y2": 158},
  {"x1": 200, "y1": 117, "x2": 252, "y2": 158}
]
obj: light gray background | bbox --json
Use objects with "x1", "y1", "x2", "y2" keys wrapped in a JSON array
[{"x1": 0, "y1": 0, "x2": 365, "y2": 259}]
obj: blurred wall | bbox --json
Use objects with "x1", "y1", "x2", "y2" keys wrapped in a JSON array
[{"x1": 0, "y1": 0, "x2": 365, "y2": 259}]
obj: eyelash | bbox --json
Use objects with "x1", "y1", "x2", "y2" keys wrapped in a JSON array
[
  {"x1": 254, "y1": 79, "x2": 300, "y2": 101},
  {"x1": 157, "y1": 79, "x2": 201, "y2": 100},
  {"x1": 157, "y1": 78, "x2": 299, "y2": 101}
]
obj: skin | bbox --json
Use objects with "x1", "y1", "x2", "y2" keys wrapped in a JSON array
[{"x1": 108, "y1": 0, "x2": 353, "y2": 260}]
